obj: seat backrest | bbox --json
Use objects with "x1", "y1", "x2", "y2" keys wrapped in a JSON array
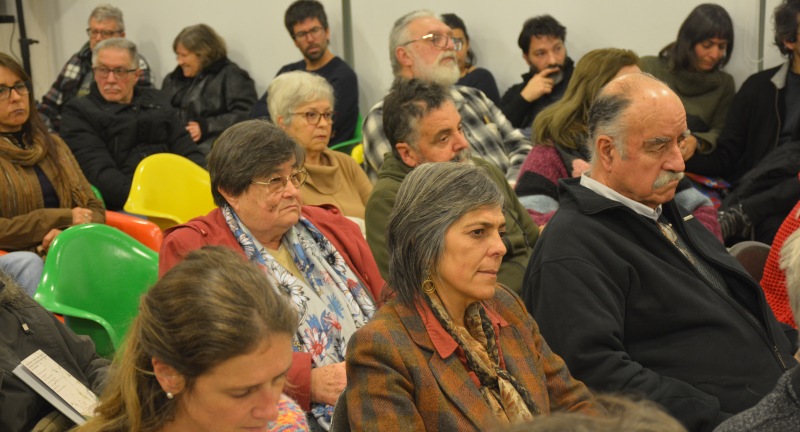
[
  {"x1": 123, "y1": 153, "x2": 216, "y2": 229},
  {"x1": 105, "y1": 211, "x2": 163, "y2": 252},
  {"x1": 729, "y1": 240, "x2": 772, "y2": 281},
  {"x1": 35, "y1": 224, "x2": 158, "y2": 357}
]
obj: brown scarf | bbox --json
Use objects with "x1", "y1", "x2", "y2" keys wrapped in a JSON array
[
  {"x1": 0, "y1": 132, "x2": 91, "y2": 217},
  {"x1": 425, "y1": 291, "x2": 538, "y2": 424}
]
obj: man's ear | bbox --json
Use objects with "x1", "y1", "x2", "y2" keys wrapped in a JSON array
[
  {"x1": 396, "y1": 46, "x2": 414, "y2": 69},
  {"x1": 395, "y1": 142, "x2": 420, "y2": 168},
  {"x1": 276, "y1": 115, "x2": 288, "y2": 129},
  {"x1": 595, "y1": 135, "x2": 617, "y2": 171},
  {"x1": 134, "y1": 69, "x2": 143, "y2": 81},
  {"x1": 522, "y1": 51, "x2": 532, "y2": 67},
  {"x1": 152, "y1": 357, "x2": 186, "y2": 396}
]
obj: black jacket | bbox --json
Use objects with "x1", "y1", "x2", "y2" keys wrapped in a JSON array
[
  {"x1": 499, "y1": 57, "x2": 574, "y2": 129},
  {"x1": 0, "y1": 273, "x2": 109, "y2": 431},
  {"x1": 686, "y1": 62, "x2": 797, "y2": 184},
  {"x1": 61, "y1": 84, "x2": 206, "y2": 210},
  {"x1": 523, "y1": 177, "x2": 796, "y2": 432},
  {"x1": 161, "y1": 57, "x2": 256, "y2": 148}
]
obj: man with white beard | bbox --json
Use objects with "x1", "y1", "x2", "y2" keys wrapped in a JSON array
[{"x1": 362, "y1": 10, "x2": 532, "y2": 183}]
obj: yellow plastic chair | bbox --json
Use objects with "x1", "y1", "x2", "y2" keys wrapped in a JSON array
[
  {"x1": 351, "y1": 144, "x2": 364, "y2": 165},
  {"x1": 123, "y1": 154, "x2": 216, "y2": 230}
]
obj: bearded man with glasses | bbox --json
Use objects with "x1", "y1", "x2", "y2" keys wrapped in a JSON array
[
  {"x1": 362, "y1": 9, "x2": 532, "y2": 184},
  {"x1": 59, "y1": 38, "x2": 205, "y2": 211},
  {"x1": 250, "y1": 0, "x2": 359, "y2": 147},
  {"x1": 38, "y1": 4, "x2": 153, "y2": 133}
]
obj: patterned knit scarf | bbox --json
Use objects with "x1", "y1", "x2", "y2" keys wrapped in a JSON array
[
  {"x1": 0, "y1": 132, "x2": 91, "y2": 217},
  {"x1": 424, "y1": 291, "x2": 538, "y2": 424}
]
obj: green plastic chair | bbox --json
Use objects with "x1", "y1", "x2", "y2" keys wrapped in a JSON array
[
  {"x1": 329, "y1": 113, "x2": 363, "y2": 155},
  {"x1": 35, "y1": 224, "x2": 158, "y2": 358},
  {"x1": 90, "y1": 184, "x2": 104, "y2": 205}
]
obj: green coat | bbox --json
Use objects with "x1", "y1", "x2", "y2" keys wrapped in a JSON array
[{"x1": 365, "y1": 154, "x2": 539, "y2": 293}]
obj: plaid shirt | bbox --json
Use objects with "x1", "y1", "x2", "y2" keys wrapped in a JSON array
[
  {"x1": 362, "y1": 85, "x2": 532, "y2": 182},
  {"x1": 38, "y1": 42, "x2": 152, "y2": 132}
]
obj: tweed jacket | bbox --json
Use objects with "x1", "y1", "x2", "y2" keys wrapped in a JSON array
[{"x1": 340, "y1": 285, "x2": 602, "y2": 431}]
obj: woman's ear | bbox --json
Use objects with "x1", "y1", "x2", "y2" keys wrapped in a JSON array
[{"x1": 152, "y1": 357, "x2": 186, "y2": 396}]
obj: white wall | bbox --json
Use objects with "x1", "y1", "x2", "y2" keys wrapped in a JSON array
[{"x1": 3, "y1": 0, "x2": 787, "y2": 116}]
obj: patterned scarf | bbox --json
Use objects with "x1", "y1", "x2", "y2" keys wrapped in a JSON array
[
  {"x1": 222, "y1": 204, "x2": 375, "y2": 430},
  {"x1": 0, "y1": 132, "x2": 92, "y2": 217},
  {"x1": 425, "y1": 291, "x2": 538, "y2": 424}
]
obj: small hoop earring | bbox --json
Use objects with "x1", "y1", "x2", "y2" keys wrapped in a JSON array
[
  {"x1": 422, "y1": 270, "x2": 436, "y2": 294},
  {"x1": 166, "y1": 392, "x2": 174, "y2": 399}
]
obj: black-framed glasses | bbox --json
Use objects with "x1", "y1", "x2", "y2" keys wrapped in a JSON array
[
  {"x1": 402, "y1": 33, "x2": 463, "y2": 51},
  {"x1": 294, "y1": 26, "x2": 324, "y2": 40},
  {"x1": 292, "y1": 111, "x2": 335, "y2": 125},
  {"x1": 93, "y1": 66, "x2": 138, "y2": 79},
  {"x1": 251, "y1": 169, "x2": 308, "y2": 193},
  {"x1": 0, "y1": 81, "x2": 30, "y2": 101},
  {"x1": 86, "y1": 28, "x2": 123, "y2": 39}
]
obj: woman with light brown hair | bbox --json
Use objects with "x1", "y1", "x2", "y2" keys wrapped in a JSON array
[
  {"x1": 78, "y1": 246, "x2": 306, "y2": 432},
  {"x1": 162, "y1": 23, "x2": 257, "y2": 154}
]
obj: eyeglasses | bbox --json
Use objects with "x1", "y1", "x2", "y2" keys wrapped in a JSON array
[
  {"x1": 402, "y1": 33, "x2": 463, "y2": 51},
  {"x1": 93, "y1": 66, "x2": 138, "y2": 79},
  {"x1": 294, "y1": 26, "x2": 324, "y2": 40},
  {"x1": 0, "y1": 81, "x2": 30, "y2": 101},
  {"x1": 292, "y1": 111, "x2": 335, "y2": 125},
  {"x1": 86, "y1": 28, "x2": 123, "y2": 39},
  {"x1": 251, "y1": 169, "x2": 308, "y2": 193}
]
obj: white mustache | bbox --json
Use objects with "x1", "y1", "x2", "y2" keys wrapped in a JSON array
[{"x1": 652, "y1": 171, "x2": 684, "y2": 189}]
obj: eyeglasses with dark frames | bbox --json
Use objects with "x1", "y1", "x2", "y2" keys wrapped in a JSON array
[
  {"x1": 292, "y1": 111, "x2": 335, "y2": 125},
  {"x1": 86, "y1": 28, "x2": 123, "y2": 39},
  {"x1": 93, "y1": 66, "x2": 138, "y2": 79},
  {"x1": 402, "y1": 33, "x2": 463, "y2": 51},
  {"x1": 294, "y1": 26, "x2": 325, "y2": 40},
  {"x1": 251, "y1": 169, "x2": 308, "y2": 194},
  {"x1": 0, "y1": 81, "x2": 30, "y2": 101}
]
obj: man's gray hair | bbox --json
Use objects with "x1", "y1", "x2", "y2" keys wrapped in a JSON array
[
  {"x1": 89, "y1": 4, "x2": 124, "y2": 30},
  {"x1": 389, "y1": 9, "x2": 436, "y2": 76},
  {"x1": 267, "y1": 71, "x2": 335, "y2": 126},
  {"x1": 386, "y1": 162, "x2": 504, "y2": 306},
  {"x1": 586, "y1": 73, "x2": 668, "y2": 166},
  {"x1": 92, "y1": 38, "x2": 139, "y2": 69}
]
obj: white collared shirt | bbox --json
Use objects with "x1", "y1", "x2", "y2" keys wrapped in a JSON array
[{"x1": 580, "y1": 173, "x2": 662, "y2": 221}]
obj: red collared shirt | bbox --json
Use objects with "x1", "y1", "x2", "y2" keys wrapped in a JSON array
[{"x1": 414, "y1": 299, "x2": 509, "y2": 388}]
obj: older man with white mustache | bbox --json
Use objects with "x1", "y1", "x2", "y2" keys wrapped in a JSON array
[
  {"x1": 362, "y1": 10, "x2": 532, "y2": 184},
  {"x1": 522, "y1": 72, "x2": 798, "y2": 432}
]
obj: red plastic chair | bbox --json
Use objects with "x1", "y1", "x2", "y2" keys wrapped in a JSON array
[{"x1": 105, "y1": 211, "x2": 163, "y2": 252}]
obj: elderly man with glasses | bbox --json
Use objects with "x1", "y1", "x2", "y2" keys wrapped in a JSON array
[
  {"x1": 38, "y1": 4, "x2": 153, "y2": 133},
  {"x1": 250, "y1": 0, "x2": 359, "y2": 146},
  {"x1": 362, "y1": 9, "x2": 532, "y2": 183},
  {"x1": 59, "y1": 38, "x2": 205, "y2": 211}
]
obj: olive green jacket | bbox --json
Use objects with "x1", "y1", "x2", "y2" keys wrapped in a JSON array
[{"x1": 365, "y1": 154, "x2": 539, "y2": 293}]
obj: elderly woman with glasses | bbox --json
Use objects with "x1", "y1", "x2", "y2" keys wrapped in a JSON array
[
  {"x1": 336, "y1": 162, "x2": 603, "y2": 431},
  {"x1": 162, "y1": 24, "x2": 257, "y2": 155},
  {"x1": 269, "y1": 71, "x2": 372, "y2": 227},
  {"x1": 0, "y1": 53, "x2": 105, "y2": 294},
  {"x1": 160, "y1": 119, "x2": 383, "y2": 430}
]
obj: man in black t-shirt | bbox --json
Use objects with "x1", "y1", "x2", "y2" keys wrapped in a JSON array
[{"x1": 250, "y1": 0, "x2": 359, "y2": 145}]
